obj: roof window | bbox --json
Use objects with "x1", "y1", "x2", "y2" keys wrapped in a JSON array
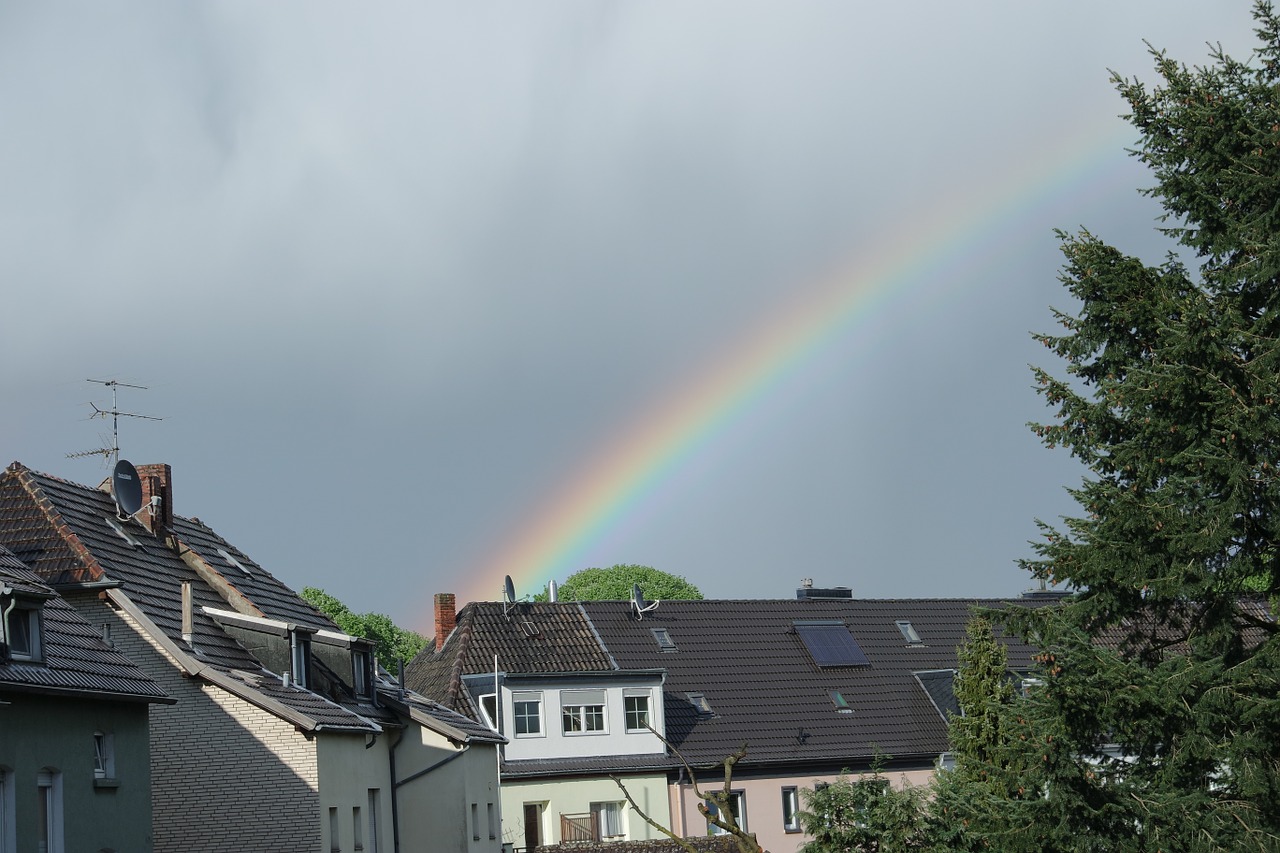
[
  {"x1": 216, "y1": 548, "x2": 250, "y2": 576},
  {"x1": 793, "y1": 621, "x2": 869, "y2": 667},
  {"x1": 651, "y1": 628, "x2": 676, "y2": 651},
  {"x1": 831, "y1": 691, "x2": 853, "y2": 714},
  {"x1": 4, "y1": 603, "x2": 42, "y2": 662},
  {"x1": 104, "y1": 516, "x2": 145, "y2": 550},
  {"x1": 686, "y1": 692, "x2": 714, "y2": 716},
  {"x1": 895, "y1": 620, "x2": 922, "y2": 644}
]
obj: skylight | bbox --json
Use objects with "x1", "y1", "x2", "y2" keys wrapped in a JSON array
[
  {"x1": 793, "y1": 621, "x2": 869, "y2": 667},
  {"x1": 895, "y1": 620, "x2": 922, "y2": 644},
  {"x1": 217, "y1": 548, "x2": 251, "y2": 576},
  {"x1": 831, "y1": 691, "x2": 853, "y2": 714},
  {"x1": 651, "y1": 628, "x2": 676, "y2": 651},
  {"x1": 686, "y1": 693, "x2": 714, "y2": 716}
]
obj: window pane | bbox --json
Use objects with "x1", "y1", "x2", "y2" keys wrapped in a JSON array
[
  {"x1": 625, "y1": 695, "x2": 649, "y2": 731},
  {"x1": 514, "y1": 700, "x2": 541, "y2": 735}
]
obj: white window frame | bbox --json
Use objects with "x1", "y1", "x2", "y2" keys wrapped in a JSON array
[
  {"x1": 5, "y1": 606, "x2": 41, "y2": 662},
  {"x1": 92, "y1": 732, "x2": 115, "y2": 780},
  {"x1": 352, "y1": 648, "x2": 371, "y2": 698},
  {"x1": 623, "y1": 690, "x2": 651, "y2": 732},
  {"x1": 707, "y1": 790, "x2": 747, "y2": 835},
  {"x1": 37, "y1": 768, "x2": 63, "y2": 853},
  {"x1": 561, "y1": 689, "x2": 607, "y2": 735},
  {"x1": 781, "y1": 786, "x2": 800, "y2": 833},
  {"x1": 512, "y1": 692, "x2": 544, "y2": 737},
  {"x1": 590, "y1": 801, "x2": 626, "y2": 840},
  {"x1": 291, "y1": 630, "x2": 312, "y2": 689},
  {"x1": 367, "y1": 789, "x2": 380, "y2": 853},
  {"x1": 478, "y1": 694, "x2": 501, "y2": 734}
]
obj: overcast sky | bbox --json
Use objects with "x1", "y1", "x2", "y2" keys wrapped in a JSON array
[{"x1": 0, "y1": 2, "x2": 1261, "y2": 633}]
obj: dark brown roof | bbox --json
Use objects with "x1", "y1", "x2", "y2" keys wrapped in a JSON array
[
  {"x1": 582, "y1": 598, "x2": 1042, "y2": 770},
  {"x1": 0, "y1": 545, "x2": 171, "y2": 704},
  {"x1": 405, "y1": 600, "x2": 617, "y2": 716},
  {"x1": 0, "y1": 462, "x2": 468, "y2": 735}
]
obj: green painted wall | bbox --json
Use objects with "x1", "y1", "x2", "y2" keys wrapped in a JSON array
[{"x1": 0, "y1": 692, "x2": 153, "y2": 853}]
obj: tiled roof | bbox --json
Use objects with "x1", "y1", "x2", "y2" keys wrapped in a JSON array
[
  {"x1": 0, "y1": 463, "x2": 393, "y2": 733},
  {"x1": 405, "y1": 601, "x2": 616, "y2": 716},
  {"x1": 500, "y1": 752, "x2": 676, "y2": 779},
  {"x1": 0, "y1": 545, "x2": 170, "y2": 704},
  {"x1": 580, "y1": 598, "x2": 1045, "y2": 770}
]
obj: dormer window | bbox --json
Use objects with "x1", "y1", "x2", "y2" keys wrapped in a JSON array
[
  {"x1": 352, "y1": 648, "x2": 372, "y2": 698},
  {"x1": 290, "y1": 630, "x2": 312, "y2": 689},
  {"x1": 4, "y1": 604, "x2": 41, "y2": 662}
]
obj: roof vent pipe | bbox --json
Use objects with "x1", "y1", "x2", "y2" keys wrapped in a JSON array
[
  {"x1": 548, "y1": 580, "x2": 558, "y2": 603},
  {"x1": 180, "y1": 581, "x2": 194, "y2": 645}
]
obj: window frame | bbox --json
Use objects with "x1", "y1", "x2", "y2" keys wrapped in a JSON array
[
  {"x1": 352, "y1": 648, "x2": 371, "y2": 698},
  {"x1": 92, "y1": 732, "x2": 115, "y2": 781},
  {"x1": 624, "y1": 691, "x2": 651, "y2": 733},
  {"x1": 37, "y1": 768, "x2": 63, "y2": 853},
  {"x1": 781, "y1": 786, "x2": 800, "y2": 833},
  {"x1": 561, "y1": 689, "x2": 607, "y2": 735},
  {"x1": 512, "y1": 692, "x2": 544, "y2": 737},
  {"x1": 706, "y1": 790, "x2": 747, "y2": 836},
  {"x1": 5, "y1": 605, "x2": 41, "y2": 662},
  {"x1": 590, "y1": 801, "x2": 626, "y2": 840}
]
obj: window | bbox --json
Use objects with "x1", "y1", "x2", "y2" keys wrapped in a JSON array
[
  {"x1": 561, "y1": 689, "x2": 606, "y2": 734},
  {"x1": 651, "y1": 628, "x2": 676, "y2": 651},
  {"x1": 624, "y1": 691, "x2": 650, "y2": 732},
  {"x1": 37, "y1": 769, "x2": 62, "y2": 853},
  {"x1": 487, "y1": 803, "x2": 497, "y2": 840},
  {"x1": 5, "y1": 606, "x2": 40, "y2": 662},
  {"x1": 590, "y1": 801, "x2": 625, "y2": 840},
  {"x1": 522, "y1": 803, "x2": 544, "y2": 850},
  {"x1": 329, "y1": 807, "x2": 340, "y2": 853},
  {"x1": 216, "y1": 547, "x2": 250, "y2": 575},
  {"x1": 686, "y1": 692, "x2": 714, "y2": 716},
  {"x1": 479, "y1": 694, "x2": 501, "y2": 733},
  {"x1": 793, "y1": 621, "x2": 869, "y2": 667},
  {"x1": 513, "y1": 692, "x2": 543, "y2": 736},
  {"x1": 0, "y1": 766, "x2": 13, "y2": 853},
  {"x1": 291, "y1": 630, "x2": 312, "y2": 689},
  {"x1": 353, "y1": 806, "x2": 363, "y2": 851},
  {"x1": 367, "y1": 790, "x2": 380, "y2": 853},
  {"x1": 895, "y1": 620, "x2": 922, "y2": 644},
  {"x1": 352, "y1": 649, "x2": 371, "y2": 698},
  {"x1": 831, "y1": 691, "x2": 852, "y2": 714},
  {"x1": 471, "y1": 803, "x2": 479, "y2": 841},
  {"x1": 92, "y1": 732, "x2": 115, "y2": 780},
  {"x1": 781, "y1": 787, "x2": 800, "y2": 832},
  {"x1": 706, "y1": 790, "x2": 746, "y2": 835}
]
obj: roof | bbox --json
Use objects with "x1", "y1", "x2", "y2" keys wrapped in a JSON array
[
  {"x1": 405, "y1": 601, "x2": 617, "y2": 717},
  {"x1": 409, "y1": 593, "x2": 1047, "y2": 773},
  {"x1": 0, "y1": 544, "x2": 171, "y2": 704},
  {"x1": 0, "y1": 462, "x2": 485, "y2": 739}
]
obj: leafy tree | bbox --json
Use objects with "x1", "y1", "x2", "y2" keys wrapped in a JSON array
[
  {"x1": 797, "y1": 760, "x2": 926, "y2": 853},
  {"x1": 535, "y1": 564, "x2": 704, "y2": 601},
  {"x1": 995, "y1": 5, "x2": 1280, "y2": 849},
  {"x1": 301, "y1": 587, "x2": 427, "y2": 671}
]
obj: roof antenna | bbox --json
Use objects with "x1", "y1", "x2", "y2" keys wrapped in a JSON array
[
  {"x1": 502, "y1": 575, "x2": 519, "y2": 618},
  {"x1": 67, "y1": 379, "x2": 162, "y2": 465},
  {"x1": 631, "y1": 584, "x2": 659, "y2": 620}
]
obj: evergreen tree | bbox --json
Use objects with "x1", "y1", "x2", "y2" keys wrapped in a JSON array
[
  {"x1": 1004, "y1": 5, "x2": 1280, "y2": 848},
  {"x1": 797, "y1": 761, "x2": 926, "y2": 853}
]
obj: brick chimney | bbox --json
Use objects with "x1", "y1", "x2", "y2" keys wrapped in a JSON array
[
  {"x1": 434, "y1": 593, "x2": 456, "y2": 651},
  {"x1": 135, "y1": 464, "x2": 173, "y2": 537}
]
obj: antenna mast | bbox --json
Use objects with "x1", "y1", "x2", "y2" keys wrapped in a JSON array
[{"x1": 67, "y1": 379, "x2": 162, "y2": 465}]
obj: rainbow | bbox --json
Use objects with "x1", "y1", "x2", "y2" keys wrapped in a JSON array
[{"x1": 460, "y1": 120, "x2": 1136, "y2": 605}]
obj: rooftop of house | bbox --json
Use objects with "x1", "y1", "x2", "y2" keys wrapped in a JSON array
[
  {"x1": 408, "y1": 593, "x2": 1048, "y2": 772},
  {"x1": 0, "y1": 462, "x2": 501, "y2": 744},
  {"x1": 0, "y1": 543, "x2": 172, "y2": 704}
]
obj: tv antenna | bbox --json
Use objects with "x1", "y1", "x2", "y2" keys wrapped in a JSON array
[
  {"x1": 631, "y1": 584, "x2": 660, "y2": 620},
  {"x1": 67, "y1": 379, "x2": 162, "y2": 465},
  {"x1": 502, "y1": 575, "x2": 519, "y2": 618}
]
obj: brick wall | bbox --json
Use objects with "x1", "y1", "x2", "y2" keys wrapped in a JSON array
[{"x1": 70, "y1": 592, "x2": 322, "y2": 853}]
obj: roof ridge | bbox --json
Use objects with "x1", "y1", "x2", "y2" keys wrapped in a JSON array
[
  {"x1": 6, "y1": 463, "x2": 107, "y2": 583},
  {"x1": 442, "y1": 603, "x2": 475, "y2": 713}
]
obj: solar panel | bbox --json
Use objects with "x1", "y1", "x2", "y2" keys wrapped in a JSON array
[{"x1": 794, "y1": 622, "x2": 869, "y2": 667}]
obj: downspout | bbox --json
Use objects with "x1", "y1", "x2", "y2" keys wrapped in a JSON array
[
  {"x1": 389, "y1": 725, "x2": 405, "y2": 853},
  {"x1": 0, "y1": 586, "x2": 14, "y2": 648},
  {"x1": 675, "y1": 766, "x2": 688, "y2": 837}
]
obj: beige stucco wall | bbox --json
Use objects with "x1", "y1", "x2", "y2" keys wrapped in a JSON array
[
  {"x1": 668, "y1": 767, "x2": 936, "y2": 853},
  {"x1": 392, "y1": 723, "x2": 503, "y2": 853},
  {"x1": 501, "y1": 774, "x2": 671, "y2": 848},
  {"x1": 316, "y1": 733, "x2": 394, "y2": 853}
]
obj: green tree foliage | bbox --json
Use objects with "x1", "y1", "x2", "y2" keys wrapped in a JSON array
[
  {"x1": 535, "y1": 564, "x2": 704, "y2": 601},
  {"x1": 301, "y1": 587, "x2": 427, "y2": 671},
  {"x1": 797, "y1": 762, "x2": 926, "y2": 853},
  {"x1": 1000, "y1": 5, "x2": 1280, "y2": 848}
]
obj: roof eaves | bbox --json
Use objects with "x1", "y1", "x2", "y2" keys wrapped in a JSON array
[{"x1": 0, "y1": 681, "x2": 177, "y2": 705}]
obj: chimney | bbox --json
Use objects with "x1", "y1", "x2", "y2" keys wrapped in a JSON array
[
  {"x1": 434, "y1": 593, "x2": 456, "y2": 651},
  {"x1": 135, "y1": 464, "x2": 173, "y2": 536}
]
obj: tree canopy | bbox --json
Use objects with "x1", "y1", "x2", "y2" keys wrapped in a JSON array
[
  {"x1": 301, "y1": 587, "x2": 427, "y2": 671},
  {"x1": 535, "y1": 564, "x2": 704, "y2": 601}
]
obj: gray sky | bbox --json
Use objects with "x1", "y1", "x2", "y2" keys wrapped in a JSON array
[{"x1": 0, "y1": 2, "x2": 1259, "y2": 633}]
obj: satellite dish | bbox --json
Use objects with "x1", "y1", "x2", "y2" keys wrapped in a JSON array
[
  {"x1": 631, "y1": 583, "x2": 659, "y2": 620},
  {"x1": 503, "y1": 575, "x2": 517, "y2": 617},
  {"x1": 112, "y1": 459, "x2": 144, "y2": 517}
]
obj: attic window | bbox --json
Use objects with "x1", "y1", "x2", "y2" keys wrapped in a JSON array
[
  {"x1": 104, "y1": 516, "x2": 144, "y2": 550},
  {"x1": 4, "y1": 604, "x2": 41, "y2": 662},
  {"x1": 793, "y1": 621, "x2": 869, "y2": 667},
  {"x1": 686, "y1": 693, "x2": 714, "y2": 716},
  {"x1": 895, "y1": 620, "x2": 922, "y2": 644},
  {"x1": 651, "y1": 628, "x2": 676, "y2": 651},
  {"x1": 216, "y1": 548, "x2": 250, "y2": 576},
  {"x1": 831, "y1": 691, "x2": 853, "y2": 714}
]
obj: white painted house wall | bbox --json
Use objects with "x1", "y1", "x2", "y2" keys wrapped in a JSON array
[{"x1": 495, "y1": 678, "x2": 665, "y2": 762}]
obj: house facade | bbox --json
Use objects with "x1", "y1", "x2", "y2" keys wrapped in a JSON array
[
  {"x1": 413, "y1": 588, "x2": 1046, "y2": 853},
  {"x1": 0, "y1": 544, "x2": 172, "y2": 853},
  {"x1": 0, "y1": 461, "x2": 504, "y2": 853}
]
